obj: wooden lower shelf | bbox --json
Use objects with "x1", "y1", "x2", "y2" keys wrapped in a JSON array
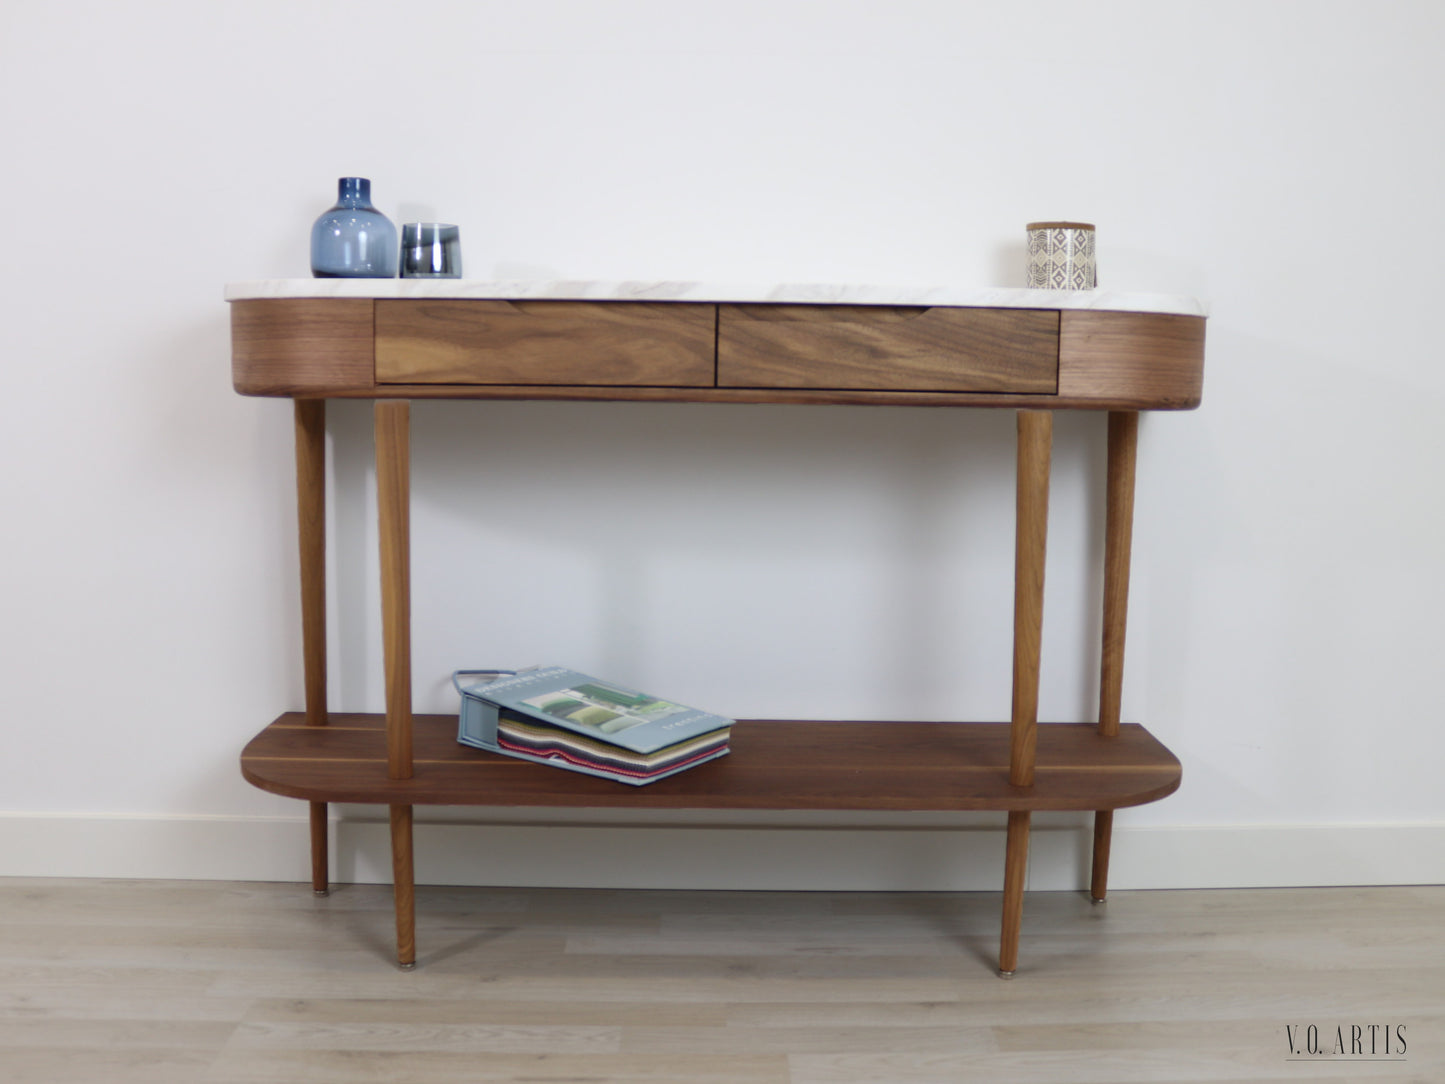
[{"x1": 242, "y1": 713, "x2": 1180, "y2": 812}]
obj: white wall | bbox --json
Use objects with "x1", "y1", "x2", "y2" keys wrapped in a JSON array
[{"x1": 2, "y1": 0, "x2": 1442, "y2": 890}]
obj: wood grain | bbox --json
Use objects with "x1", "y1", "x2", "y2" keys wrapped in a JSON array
[
  {"x1": 4, "y1": 878, "x2": 1441, "y2": 1083},
  {"x1": 1099, "y1": 411, "x2": 1138, "y2": 736},
  {"x1": 374, "y1": 402, "x2": 412, "y2": 781},
  {"x1": 1010, "y1": 411, "x2": 1052, "y2": 788},
  {"x1": 295, "y1": 399, "x2": 330, "y2": 896},
  {"x1": 293, "y1": 400, "x2": 328, "y2": 726},
  {"x1": 999, "y1": 810, "x2": 1031, "y2": 975},
  {"x1": 230, "y1": 299, "x2": 1206, "y2": 409},
  {"x1": 1090, "y1": 809, "x2": 1113, "y2": 903},
  {"x1": 231, "y1": 299, "x2": 375, "y2": 396},
  {"x1": 1057, "y1": 311, "x2": 1205, "y2": 407},
  {"x1": 1091, "y1": 411, "x2": 1137, "y2": 903},
  {"x1": 298, "y1": 383, "x2": 1200, "y2": 410},
  {"x1": 240, "y1": 715, "x2": 1182, "y2": 812},
  {"x1": 718, "y1": 305, "x2": 1058, "y2": 393},
  {"x1": 375, "y1": 300, "x2": 716, "y2": 386},
  {"x1": 389, "y1": 804, "x2": 415, "y2": 969},
  {"x1": 309, "y1": 801, "x2": 328, "y2": 896}
]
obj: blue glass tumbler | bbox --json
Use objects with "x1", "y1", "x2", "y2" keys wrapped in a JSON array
[
  {"x1": 310, "y1": 177, "x2": 398, "y2": 278},
  {"x1": 400, "y1": 223, "x2": 462, "y2": 278}
]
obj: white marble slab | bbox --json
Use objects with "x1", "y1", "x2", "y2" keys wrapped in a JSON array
[{"x1": 224, "y1": 279, "x2": 1206, "y2": 317}]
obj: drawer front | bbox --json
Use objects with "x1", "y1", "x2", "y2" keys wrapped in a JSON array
[
  {"x1": 718, "y1": 305, "x2": 1058, "y2": 393},
  {"x1": 376, "y1": 300, "x2": 716, "y2": 386}
]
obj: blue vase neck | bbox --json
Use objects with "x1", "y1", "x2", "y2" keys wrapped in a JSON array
[{"x1": 336, "y1": 177, "x2": 374, "y2": 208}]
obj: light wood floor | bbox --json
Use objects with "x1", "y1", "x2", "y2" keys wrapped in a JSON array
[{"x1": 0, "y1": 878, "x2": 1438, "y2": 1083}]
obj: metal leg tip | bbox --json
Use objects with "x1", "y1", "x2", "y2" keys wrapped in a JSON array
[
  {"x1": 1090, "y1": 895, "x2": 1106, "y2": 905},
  {"x1": 997, "y1": 968, "x2": 1015, "y2": 980},
  {"x1": 398, "y1": 961, "x2": 417, "y2": 972},
  {"x1": 313, "y1": 889, "x2": 330, "y2": 898}
]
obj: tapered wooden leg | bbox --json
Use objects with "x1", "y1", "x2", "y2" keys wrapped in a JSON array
[
  {"x1": 1002, "y1": 411, "x2": 1051, "y2": 976},
  {"x1": 295, "y1": 400, "x2": 329, "y2": 895},
  {"x1": 1091, "y1": 810, "x2": 1114, "y2": 902},
  {"x1": 999, "y1": 810, "x2": 1031, "y2": 977},
  {"x1": 375, "y1": 400, "x2": 413, "y2": 782},
  {"x1": 376, "y1": 401, "x2": 416, "y2": 968},
  {"x1": 1092, "y1": 411, "x2": 1137, "y2": 901},
  {"x1": 1009, "y1": 411, "x2": 1052, "y2": 788},
  {"x1": 390, "y1": 804, "x2": 416, "y2": 970},
  {"x1": 309, "y1": 802, "x2": 329, "y2": 896},
  {"x1": 296, "y1": 400, "x2": 328, "y2": 725}
]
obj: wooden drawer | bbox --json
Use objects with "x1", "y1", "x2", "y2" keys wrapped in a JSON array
[
  {"x1": 376, "y1": 300, "x2": 716, "y2": 386},
  {"x1": 717, "y1": 305, "x2": 1058, "y2": 393}
]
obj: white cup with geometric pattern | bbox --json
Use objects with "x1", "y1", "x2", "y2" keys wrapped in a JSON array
[{"x1": 1026, "y1": 221, "x2": 1096, "y2": 290}]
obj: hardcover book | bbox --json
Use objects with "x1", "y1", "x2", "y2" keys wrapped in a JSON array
[{"x1": 454, "y1": 666, "x2": 732, "y2": 785}]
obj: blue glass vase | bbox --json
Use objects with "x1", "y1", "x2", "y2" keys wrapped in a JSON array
[{"x1": 310, "y1": 177, "x2": 397, "y2": 278}]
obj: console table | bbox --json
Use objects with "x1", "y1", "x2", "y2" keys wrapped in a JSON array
[{"x1": 228, "y1": 281, "x2": 1205, "y2": 976}]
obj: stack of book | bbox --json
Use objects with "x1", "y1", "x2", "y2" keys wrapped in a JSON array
[{"x1": 455, "y1": 666, "x2": 732, "y2": 786}]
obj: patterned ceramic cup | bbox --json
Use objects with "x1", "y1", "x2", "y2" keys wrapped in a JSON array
[{"x1": 1026, "y1": 221, "x2": 1096, "y2": 290}]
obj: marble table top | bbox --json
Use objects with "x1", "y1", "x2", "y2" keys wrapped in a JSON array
[{"x1": 225, "y1": 280, "x2": 1206, "y2": 317}]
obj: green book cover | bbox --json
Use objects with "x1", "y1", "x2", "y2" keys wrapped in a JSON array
[{"x1": 456, "y1": 666, "x2": 732, "y2": 755}]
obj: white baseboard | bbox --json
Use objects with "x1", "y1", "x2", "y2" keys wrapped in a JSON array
[{"x1": 1, "y1": 812, "x2": 1441, "y2": 891}]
